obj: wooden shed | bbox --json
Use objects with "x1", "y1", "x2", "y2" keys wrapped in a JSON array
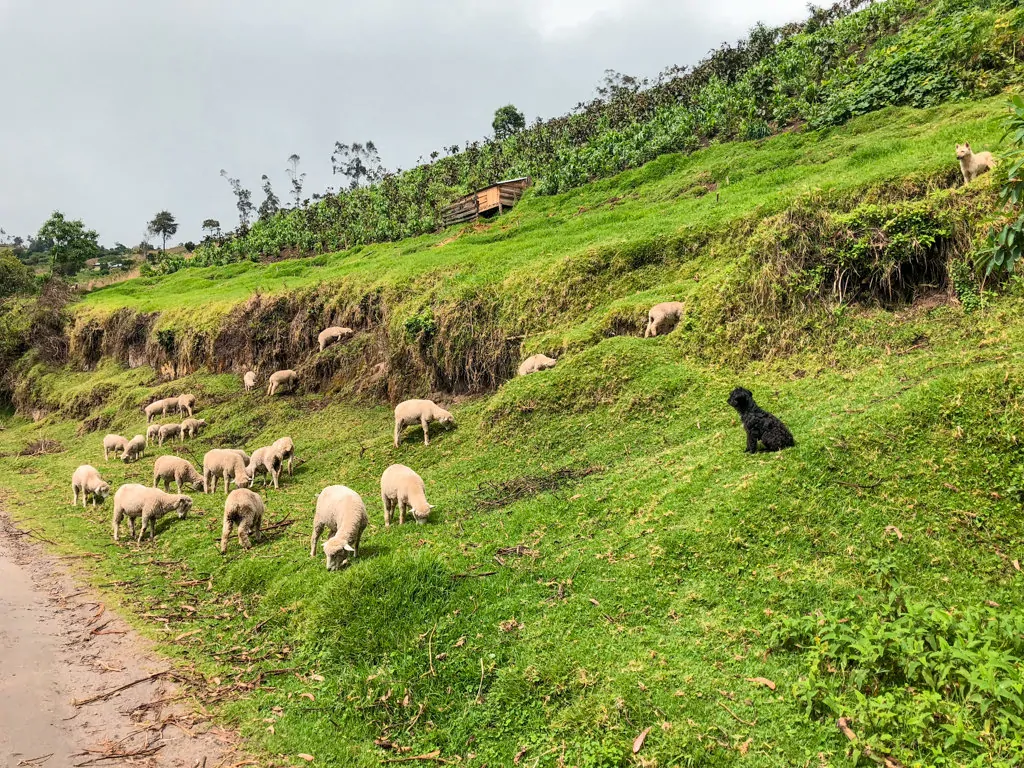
[{"x1": 441, "y1": 177, "x2": 531, "y2": 228}]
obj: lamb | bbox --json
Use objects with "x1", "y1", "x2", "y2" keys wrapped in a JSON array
[
  {"x1": 517, "y1": 354, "x2": 557, "y2": 377},
  {"x1": 102, "y1": 433, "x2": 129, "y2": 461},
  {"x1": 144, "y1": 397, "x2": 176, "y2": 423},
  {"x1": 243, "y1": 371, "x2": 257, "y2": 392},
  {"x1": 122, "y1": 435, "x2": 146, "y2": 463},
  {"x1": 180, "y1": 418, "x2": 208, "y2": 439},
  {"x1": 245, "y1": 445, "x2": 284, "y2": 489},
  {"x1": 202, "y1": 448, "x2": 251, "y2": 494},
  {"x1": 112, "y1": 483, "x2": 191, "y2": 542},
  {"x1": 956, "y1": 142, "x2": 995, "y2": 184},
  {"x1": 310, "y1": 485, "x2": 368, "y2": 571},
  {"x1": 177, "y1": 393, "x2": 197, "y2": 417},
  {"x1": 153, "y1": 455, "x2": 206, "y2": 493},
  {"x1": 380, "y1": 464, "x2": 433, "y2": 526},
  {"x1": 146, "y1": 424, "x2": 161, "y2": 446},
  {"x1": 267, "y1": 369, "x2": 298, "y2": 396},
  {"x1": 71, "y1": 465, "x2": 111, "y2": 508},
  {"x1": 727, "y1": 387, "x2": 795, "y2": 453},
  {"x1": 271, "y1": 436, "x2": 294, "y2": 476},
  {"x1": 220, "y1": 489, "x2": 264, "y2": 553},
  {"x1": 644, "y1": 301, "x2": 685, "y2": 338},
  {"x1": 393, "y1": 399, "x2": 456, "y2": 447},
  {"x1": 318, "y1": 326, "x2": 354, "y2": 352},
  {"x1": 158, "y1": 423, "x2": 182, "y2": 446}
]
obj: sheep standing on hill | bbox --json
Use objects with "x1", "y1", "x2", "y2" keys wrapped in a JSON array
[
  {"x1": 71, "y1": 465, "x2": 110, "y2": 508},
  {"x1": 221, "y1": 489, "x2": 264, "y2": 553},
  {"x1": 153, "y1": 455, "x2": 206, "y2": 493},
  {"x1": 318, "y1": 326, "x2": 354, "y2": 352},
  {"x1": 158, "y1": 423, "x2": 182, "y2": 446},
  {"x1": 180, "y1": 418, "x2": 207, "y2": 439},
  {"x1": 267, "y1": 369, "x2": 298, "y2": 396},
  {"x1": 146, "y1": 424, "x2": 161, "y2": 446},
  {"x1": 310, "y1": 485, "x2": 368, "y2": 570},
  {"x1": 644, "y1": 302, "x2": 685, "y2": 338},
  {"x1": 103, "y1": 434, "x2": 129, "y2": 461},
  {"x1": 122, "y1": 435, "x2": 146, "y2": 463},
  {"x1": 380, "y1": 464, "x2": 433, "y2": 526},
  {"x1": 393, "y1": 399, "x2": 456, "y2": 447},
  {"x1": 177, "y1": 393, "x2": 197, "y2": 417},
  {"x1": 518, "y1": 354, "x2": 557, "y2": 377},
  {"x1": 243, "y1": 371, "x2": 257, "y2": 393},
  {"x1": 203, "y1": 449, "x2": 251, "y2": 494},
  {"x1": 144, "y1": 397, "x2": 176, "y2": 423},
  {"x1": 112, "y1": 483, "x2": 192, "y2": 542},
  {"x1": 956, "y1": 142, "x2": 994, "y2": 183},
  {"x1": 272, "y1": 436, "x2": 294, "y2": 476},
  {"x1": 246, "y1": 445, "x2": 284, "y2": 489}
]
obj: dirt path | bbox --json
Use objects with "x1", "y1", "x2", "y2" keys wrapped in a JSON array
[{"x1": 0, "y1": 513, "x2": 244, "y2": 768}]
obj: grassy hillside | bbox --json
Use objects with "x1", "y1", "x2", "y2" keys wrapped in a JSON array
[{"x1": 2, "y1": 96, "x2": 1024, "y2": 767}]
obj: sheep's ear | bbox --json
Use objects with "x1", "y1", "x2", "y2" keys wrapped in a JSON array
[
  {"x1": 343, "y1": 543, "x2": 356, "y2": 554},
  {"x1": 428, "y1": 503, "x2": 435, "y2": 509}
]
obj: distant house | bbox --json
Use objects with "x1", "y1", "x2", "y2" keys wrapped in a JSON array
[{"x1": 441, "y1": 177, "x2": 531, "y2": 228}]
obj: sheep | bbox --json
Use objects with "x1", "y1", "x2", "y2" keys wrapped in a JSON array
[
  {"x1": 272, "y1": 436, "x2": 294, "y2": 476},
  {"x1": 518, "y1": 354, "x2": 557, "y2": 377},
  {"x1": 243, "y1": 371, "x2": 257, "y2": 392},
  {"x1": 310, "y1": 485, "x2": 368, "y2": 571},
  {"x1": 146, "y1": 424, "x2": 161, "y2": 446},
  {"x1": 144, "y1": 397, "x2": 176, "y2": 423},
  {"x1": 102, "y1": 433, "x2": 129, "y2": 461},
  {"x1": 177, "y1": 393, "x2": 197, "y2": 417},
  {"x1": 158, "y1": 423, "x2": 182, "y2": 446},
  {"x1": 71, "y1": 465, "x2": 110, "y2": 508},
  {"x1": 393, "y1": 399, "x2": 456, "y2": 447},
  {"x1": 318, "y1": 326, "x2": 354, "y2": 352},
  {"x1": 112, "y1": 483, "x2": 191, "y2": 542},
  {"x1": 267, "y1": 369, "x2": 298, "y2": 396},
  {"x1": 380, "y1": 464, "x2": 433, "y2": 526},
  {"x1": 245, "y1": 445, "x2": 284, "y2": 489},
  {"x1": 122, "y1": 434, "x2": 146, "y2": 463},
  {"x1": 644, "y1": 301, "x2": 685, "y2": 338},
  {"x1": 180, "y1": 418, "x2": 208, "y2": 439},
  {"x1": 153, "y1": 455, "x2": 206, "y2": 493},
  {"x1": 956, "y1": 142, "x2": 995, "y2": 184},
  {"x1": 225, "y1": 448, "x2": 251, "y2": 464},
  {"x1": 220, "y1": 489, "x2": 264, "y2": 553},
  {"x1": 202, "y1": 448, "x2": 251, "y2": 494}
]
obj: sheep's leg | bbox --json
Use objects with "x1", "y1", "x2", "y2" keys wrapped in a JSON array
[
  {"x1": 103, "y1": 447, "x2": 109, "y2": 461},
  {"x1": 238, "y1": 521, "x2": 252, "y2": 549},
  {"x1": 399, "y1": 501, "x2": 407, "y2": 526},
  {"x1": 383, "y1": 496, "x2": 393, "y2": 528},
  {"x1": 310, "y1": 524, "x2": 324, "y2": 557},
  {"x1": 421, "y1": 417, "x2": 430, "y2": 446},
  {"x1": 272, "y1": 467, "x2": 280, "y2": 490},
  {"x1": 127, "y1": 517, "x2": 137, "y2": 540},
  {"x1": 113, "y1": 511, "x2": 122, "y2": 541},
  {"x1": 223, "y1": 471, "x2": 231, "y2": 494},
  {"x1": 394, "y1": 420, "x2": 401, "y2": 447},
  {"x1": 81, "y1": 488, "x2": 88, "y2": 509},
  {"x1": 220, "y1": 519, "x2": 233, "y2": 554},
  {"x1": 288, "y1": 456, "x2": 293, "y2": 476},
  {"x1": 72, "y1": 484, "x2": 79, "y2": 506}
]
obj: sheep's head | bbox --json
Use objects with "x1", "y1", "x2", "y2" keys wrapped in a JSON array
[
  {"x1": 437, "y1": 409, "x2": 455, "y2": 427},
  {"x1": 197, "y1": 419, "x2": 208, "y2": 427},
  {"x1": 234, "y1": 472, "x2": 251, "y2": 489},
  {"x1": 413, "y1": 502, "x2": 434, "y2": 525},
  {"x1": 323, "y1": 537, "x2": 356, "y2": 571},
  {"x1": 176, "y1": 497, "x2": 193, "y2": 519},
  {"x1": 955, "y1": 142, "x2": 971, "y2": 159},
  {"x1": 95, "y1": 482, "x2": 111, "y2": 501}
]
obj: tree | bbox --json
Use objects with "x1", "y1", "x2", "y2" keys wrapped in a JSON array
[
  {"x1": 259, "y1": 175, "x2": 280, "y2": 220},
  {"x1": 201, "y1": 219, "x2": 222, "y2": 239},
  {"x1": 331, "y1": 141, "x2": 384, "y2": 190},
  {"x1": 285, "y1": 154, "x2": 306, "y2": 206},
  {"x1": 36, "y1": 211, "x2": 101, "y2": 277},
  {"x1": 492, "y1": 104, "x2": 526, "y2": 139},
  {"x1": 0, "y1": 251, "x2": 34, "y2": 298},
  {"x1": 220, "y1": 170, "x2": 255, "y2": 232},
  {"x1": 183, "y1": 241, "x2": 196, "y2": 253},
  {"x1": 147, "y1": 210, "x2": 178, "y2": 253}
]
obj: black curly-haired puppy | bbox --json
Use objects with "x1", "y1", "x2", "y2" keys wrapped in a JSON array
[{"x1": 727, "y1": 387, "x2": 795, "y2": 453}]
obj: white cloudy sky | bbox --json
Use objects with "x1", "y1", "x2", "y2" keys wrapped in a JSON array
[{"x1": 0, "y1": 0, "x2": 809, "y2": 245}]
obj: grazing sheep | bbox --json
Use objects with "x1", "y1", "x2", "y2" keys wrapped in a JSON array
[
  {"x1": 177, "y1": 393, "x2": 197, "y2": 417},
  {"x1": 220, "y1": 489, "x2": 264, "y2": 553},
  {"x1": 271, "y1": 436, "x2": 294, "y2": 476},
  {"x1": 71, "y1": 465, "x2": 110, "y2": 508},
  {"x1": 727, "y1": 387, "x2": 795, "y2": 453},
  {"x1": 518, "y1": 354, "x2": 557, "y2": 377},
  {"x1": 122, "y1": 435, "x2": 146, "y2": 463},
  {"x1": 246, "y1": 446, "x2": 284, "y2": 489},
  {"x1": 644, "y1": 301, "x2": 685, "y2": 338},
  {"x1": 158, "y1": 423, "x2": 182, "y2": 446},
  {"x1": 144, "y1": 397, "x2": 176, "y2": 423},
  {"x1": 146, "y1": 424, "x2": 161, "y2": 446},
  {"x1": 380, "y1": 464, "x2": 433, "y2": 526},
  {"x1": 243, "y1": 371, "x2": 257, "y2": 392},
  {"x1": 202, "y1": 449, "x2": 251, "y2": 494},
  {"x1": 393, "y1": 399, "x2": 456, "y2": 447},
  {"x1": 225, "y1": 448, "x2": 251, "y2": 464},
  {"x1": 318, "y1": 326, "x2": 354, "y2": 352},
  {"x1": 153, "y1": 455, "x2": 206, "y2": 493},
  {"x1": 180, "y1": 418, "x2": 208, "y2": 439},
  {"x1": 267, "y1": 369, "x2": 298, "y2": 396},
  {"x1": 102, "y1": 434, "x2": 129, "y2": 461},
  {"x1": 112, "y1": 483, "x2": 191, "y2": 542},
  {"x1": 956, "y1": 142, "x2": 994, "y2": 184},
  {"x1": 310, "y1": 485, "x2": 368, "y2": 571}
]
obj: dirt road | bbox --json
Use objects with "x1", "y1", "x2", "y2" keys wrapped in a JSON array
[{"x1": 0, "y1": 513, "x2": 241, "y2": 767}]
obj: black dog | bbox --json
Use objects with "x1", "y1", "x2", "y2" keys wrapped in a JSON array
[{"x1": 727, "y1": 387, "x2": 795, "y2": 453}]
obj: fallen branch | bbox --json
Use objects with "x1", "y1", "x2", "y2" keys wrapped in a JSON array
[
  {"x1": 451, "y1": 571, "x2": 497, "y2": 579},
  {"x1": 72, "y1": 670, "x2": 170, "y2": 706},
  {"x1": 72, "y1": 745, "x2": 164, "y2": 766},
  {"x1": 717, "y1": 700, "x2": 756, "y2": 727},
  {"x1": 380, "y1": 750, "x2": 447, "y2": 765}
]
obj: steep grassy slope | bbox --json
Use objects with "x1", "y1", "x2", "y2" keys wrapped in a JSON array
[{"x1": 2, "y1": 97, "x2": 1024, "y2": 767}]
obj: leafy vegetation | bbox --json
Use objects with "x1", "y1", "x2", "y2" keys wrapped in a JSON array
[{"x1": 980, "y1": 94, "x2": 1024, "y2": 277}]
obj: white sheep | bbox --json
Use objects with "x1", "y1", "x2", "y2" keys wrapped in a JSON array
[
  {"x1": 144, "y1": 397, "x2": 176, "y2": 423},
  {"x1": 158, "y1": 423, "x2": 182, "y2": 446},
  {"x1": 122, "y1": 434, "x2": 146, "y2": 463},
  {"x1": 272, "y1": 436, "x2": 294, "y2": 476},
  {"x1": 224, "y1": 448, "x2": 251, "y2": 464},
  {"x1": 380, "y1": 464, "x2": 433, "y2": 526},
  {"x1": 177, "y1": 393, "x2": 196, "y2": 417},
  {"x1": 202, "y1": 448, "x2": 251, "y2": 494},
  {"x1": 518, "y1": 354, "x2": 557, "y2": 377},
  {"x1": 153, "y1": 455, "x2": 206, "y2": 493},
  {"x1": 102, "y1": 434, "x2": 129, "y2": 461},
  {"x1": 644, "y1": 301, "x2": 685, "y2": 338},
  {"x1": 318, "y1": 326, "x2": 354, "y2": 352},
  {"x1": 310, "y1": 485, "x2": 368, "y2": 570},
  {"x1": 243, "y1": 371, "x2": 257, "y2": 393},
  {"x1": 180, "y1": 418, "x2": 208, "y2": 438},
  {"x1": 71, "y1": 465, "x2": 110, "y2": 508},
  {"x1": 245, "y1": 445, "x2": 284, "y2": 489},
  {"x1": 267, "y1": 369, "x2": 298, "y2": 396},
  {"x1": 221, "y1": 488, "x2": 264, "y2": 553},
  {"x1": 112, "y1": 483, "x2": 192, "y2": 542},
  {"x1": 393, "y1": 399, "x2": 456, "y2": 447},
  {"x1": 146, "y1": 424, "x2": 161, "y2": 446}
]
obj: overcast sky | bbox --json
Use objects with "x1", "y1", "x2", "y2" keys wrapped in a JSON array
[{"x1": 0, "y1": 0, "x2": 810, "y2": 246}]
